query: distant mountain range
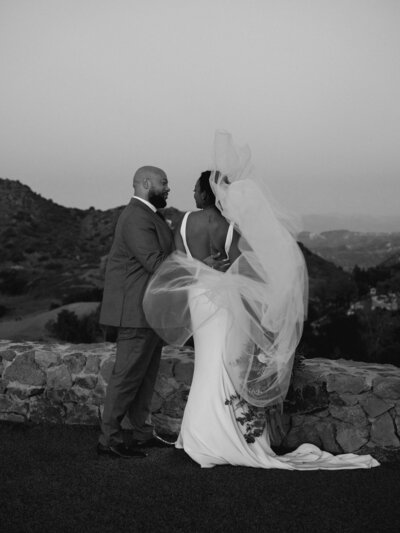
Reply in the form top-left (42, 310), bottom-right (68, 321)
top-left (302, 214), bottom-right (400, 233)
top-left (298, 230), bottom-right (400, 270)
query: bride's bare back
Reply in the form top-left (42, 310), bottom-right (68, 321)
top-left (174, 208), bottom-right (240, 262)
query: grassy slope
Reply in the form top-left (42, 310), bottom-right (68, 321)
top-left (0, 301), bottom-right (99, 341)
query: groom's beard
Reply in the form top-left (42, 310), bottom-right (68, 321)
top-left (148, 188), bottom-right (167, 209)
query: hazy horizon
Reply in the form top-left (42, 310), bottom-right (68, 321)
top-left (1, 0), bottom-right (399, 218)
top-left (3, 173), bottom-right (400, 233)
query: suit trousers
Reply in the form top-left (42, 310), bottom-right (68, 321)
top-left (99, 327), bottom-right (163, 446)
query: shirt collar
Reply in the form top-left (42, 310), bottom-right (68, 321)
top-left (132, 195), bottom-right (157, 213)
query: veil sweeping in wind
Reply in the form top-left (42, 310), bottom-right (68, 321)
top-left (143, 132), bottom-right (379, 470)
top-left (143, 131), bottom-right (308, 408)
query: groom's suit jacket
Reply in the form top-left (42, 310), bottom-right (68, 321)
top-left (100, 198), bottom-right (174, 328)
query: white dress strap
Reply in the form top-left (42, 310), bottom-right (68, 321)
top-left (225, 223), bottom-right (234, 257)
top-left (180, 212), bottom-right (193, 259)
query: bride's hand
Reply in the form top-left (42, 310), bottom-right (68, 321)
top-left (203, 252), bottom-right (230, 272)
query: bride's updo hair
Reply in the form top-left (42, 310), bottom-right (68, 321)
top-left (198, 170), bottom-right (219, 207)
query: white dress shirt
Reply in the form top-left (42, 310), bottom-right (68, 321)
top-left (132, 195), bottom-right (156, 213)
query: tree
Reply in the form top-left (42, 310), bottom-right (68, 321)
top-left (0, 268), bottom-right (29, 295)
top-left (46, 306), bottom-right (104, 343)
top-left (357, 309), bottom-right (400, 365)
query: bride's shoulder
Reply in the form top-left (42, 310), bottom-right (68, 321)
top-left (174, 210), bottom-right (191, 229)
top-left (185, 210), bottom-right (206, 224)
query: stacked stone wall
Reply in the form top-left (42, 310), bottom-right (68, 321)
top-left (1, 340), bottom-right (400, 454)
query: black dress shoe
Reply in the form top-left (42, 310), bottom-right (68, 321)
top-left (131, 434), bottom-right (176, 448)
top-left (97, 443), bottom-right (147, 458)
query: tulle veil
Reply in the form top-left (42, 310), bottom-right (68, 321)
top-left (143, 131), bottom-right (308, 407)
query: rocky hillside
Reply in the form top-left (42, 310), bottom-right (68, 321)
top-left (0, 178), bottom-right (184, 268)
top-left (0, 178), bottom-right (123, 317)
top-left (0, 178), bottom-right (350, 320)
top-left (0, 178), bottom-right (122, 265)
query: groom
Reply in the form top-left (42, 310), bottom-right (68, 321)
top-left (97, 166), bottom-right (174, 458)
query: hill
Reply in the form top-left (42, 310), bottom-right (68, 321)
top-left (302, 213), bottom-right (400, 233)
top-left (379, 251), bottom-right (400, 269)
top-left (0, 177), bottom-right (351, 328)
top-left (0, 177), bottom-right (122, 266)
top-left (299, 230), bottom-right (400, 270)
top-left (0, 178), bottom-right (184, 270)
top-left (0, 302), bottom-right (100, 341)
top-left (0, 177), bottom-right (122, 321)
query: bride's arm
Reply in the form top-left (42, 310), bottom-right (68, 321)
top-left (203, 253), bottom-right (230, 271)
top-left (228, 228), bottom-right (241, 263)
top-left (203, 226), bottom-right (241, 272)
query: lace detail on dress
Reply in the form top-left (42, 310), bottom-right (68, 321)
top-left (224, 394), bottom-right (266, 443)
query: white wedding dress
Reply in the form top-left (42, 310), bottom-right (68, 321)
top-left (172, 213), bottom-right (378, 470)
top-left (144, 131), bottom-right (379, 470)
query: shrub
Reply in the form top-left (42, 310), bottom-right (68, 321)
top-left (46, 306), bottom-right (104, 343)
top-left (45, 262), bottom-right (63, 270)
top-left (10, 251), bottom-right (25, 262)
top-left (0, 305), bottom-right (9, 318)
top-left (61, 287), bottom-right (103, 305)
top-left (0, 269), bottom-right (29, 295)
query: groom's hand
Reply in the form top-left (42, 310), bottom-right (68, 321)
top-left (204, 252), bottom-right (230, 272)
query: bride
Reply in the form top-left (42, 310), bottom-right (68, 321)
top-left (143, 131), bottom-right (379, 470)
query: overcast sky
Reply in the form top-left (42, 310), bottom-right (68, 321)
top-left (0, 0), bottom-right (399, 217)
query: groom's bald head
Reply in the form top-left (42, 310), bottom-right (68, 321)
top-left (133, 166), bottom-right (165, 188)
top-left (133, 166), bottom-right (169, 208)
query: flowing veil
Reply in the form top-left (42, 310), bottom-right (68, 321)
top-left (143, 131), bottom-right (308, 407)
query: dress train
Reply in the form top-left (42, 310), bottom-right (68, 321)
top-left (175, 288), bottom-right (379, 470)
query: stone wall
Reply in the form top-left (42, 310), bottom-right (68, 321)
top-left (1, 339), bottom-right (400, 454)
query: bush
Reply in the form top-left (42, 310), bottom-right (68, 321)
top-left (370, 344), bottom-right (400, 366)
top-left (0, 269), bottom-right (30, 295)
top-left (46, 306), bottom-right (104, 343)
top-left (300, 308), bottom-right (400, 367)
top-left (10, 251), bottom-right (25, 262)
top-left (61, 287), bottom-right (103, 305)
top-left (24, 246), bottom-right (36, 254)
top-left (0, 305), bottom-right (9, 318)
top-left (301, 312), bottom-right (366, 361)
top-left (45, 262), bottom-right (63, 270)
